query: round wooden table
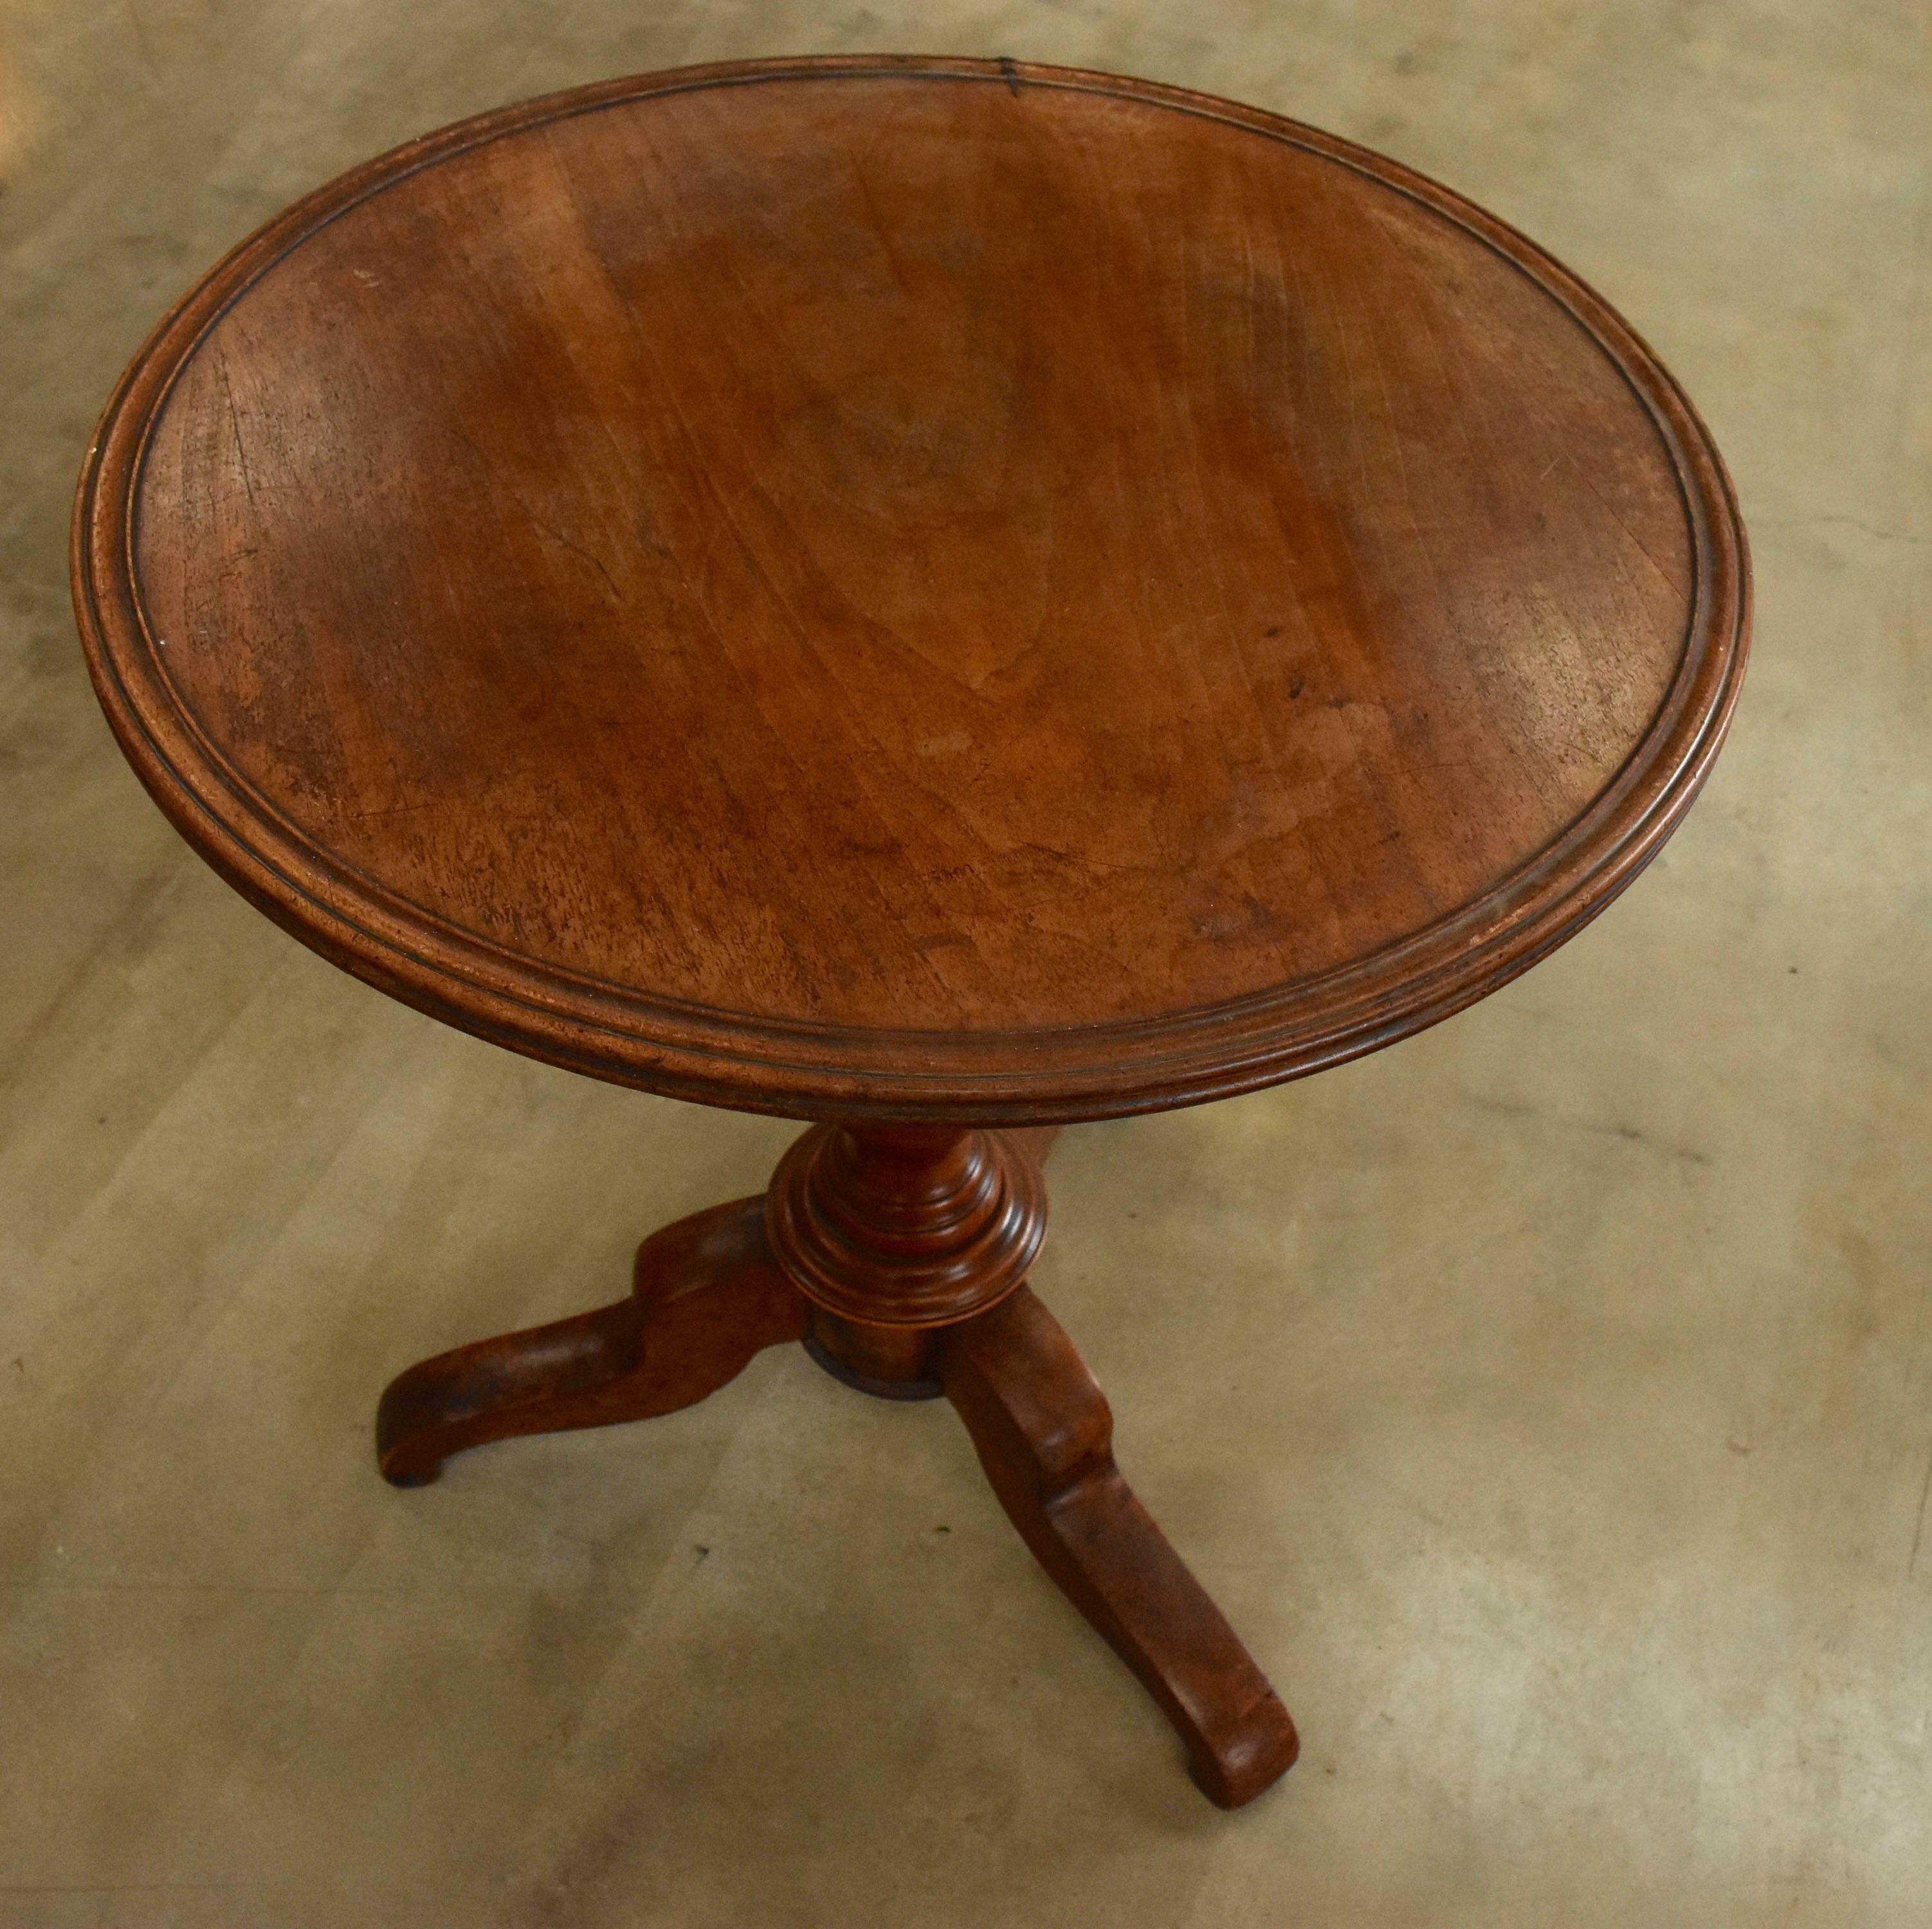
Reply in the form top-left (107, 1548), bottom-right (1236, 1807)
top-left (72, 55), bottom-right (1749, 1809)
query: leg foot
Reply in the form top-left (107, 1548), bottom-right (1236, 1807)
top-left (938, 1286), bottom-right (1298, 1808)
top-left (376, 1197), bottom-right (805, 1485)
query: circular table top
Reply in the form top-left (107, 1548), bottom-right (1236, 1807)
top-left (73, 55), bottom-right (1749, 1124)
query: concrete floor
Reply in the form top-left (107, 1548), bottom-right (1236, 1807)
top-left (3, 1), bottom-right (1928, 1923)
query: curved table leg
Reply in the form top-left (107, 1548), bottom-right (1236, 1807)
top-left (937, 1285), bottom-right (1299, 1808)
top-left (376, 1197), bottom-right (806, 1487)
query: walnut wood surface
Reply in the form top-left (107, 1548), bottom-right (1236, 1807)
top-left (72, 55), bottom-right (1749, 1125)
top-left (765, 1123), bottom-right (1047, 1326)
top-left (938, 1286), bottom-right (1299, 1807)
top-left (376, 1196), bottom-right (802, 1485)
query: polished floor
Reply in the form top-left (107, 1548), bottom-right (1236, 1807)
top-left (3, 3), bottom-right (1929, 1924)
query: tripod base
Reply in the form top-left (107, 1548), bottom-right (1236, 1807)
top-left (375, 1125), bottom-right (1297, 1809)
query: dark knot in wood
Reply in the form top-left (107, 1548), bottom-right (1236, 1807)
top-left (764, 1124), bottom-right (1046, 1328)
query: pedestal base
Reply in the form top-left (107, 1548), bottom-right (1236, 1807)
top-left (374, 1125), bottom-right (1298, 1809)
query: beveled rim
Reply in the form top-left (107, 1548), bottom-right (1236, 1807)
top-left (71, 54), bottom-right (1751, 1125)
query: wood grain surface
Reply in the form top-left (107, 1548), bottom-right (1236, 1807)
top-left (72, 55), bottom-right (1749, 1122)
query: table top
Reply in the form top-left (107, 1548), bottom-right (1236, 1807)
top-left (73, 55), bottom-right (1749, 1124)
